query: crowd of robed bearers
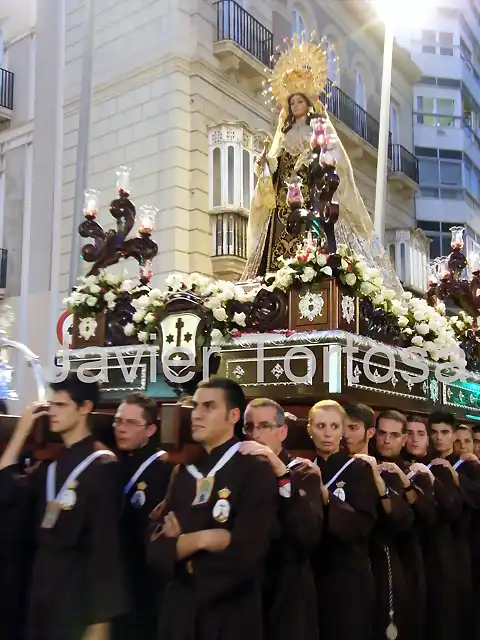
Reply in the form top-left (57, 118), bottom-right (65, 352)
top-left (0, 371), bottom-right (479, 640)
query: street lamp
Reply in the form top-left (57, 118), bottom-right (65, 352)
top-left (371, 0), bottom-right (437, 245)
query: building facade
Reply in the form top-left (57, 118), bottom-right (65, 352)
top-left (1, 0), bottom-right (423, 406)
top-left (397, 0), bottom-right (480, 261)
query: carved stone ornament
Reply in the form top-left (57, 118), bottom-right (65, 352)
top-left (341, 295), bottom-right (355, 324)
top-left (299, 291), bottom-right (324, 322)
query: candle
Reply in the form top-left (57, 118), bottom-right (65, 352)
top-left (470, 251), bottom-right (480, 273)
top-left (450, 226), bottom-right (465, 251)
top-left (138, 205), bottom-right (158, 234)
top-left (116, 166), bottom-right (131, 195)
top-left (83, 189), bottom-right (100, 218)
top-left (140, 259), bottom-right (153, 281)
top-left (427, 260), bottom-right (438, 286)
top-left (438, 257), bottom-right (450, 280)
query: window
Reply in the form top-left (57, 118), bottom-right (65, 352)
top-left (440, 161), bottom-right (462, 185)
top-left (439, 32), bottom-right (454, 56)
top-left (390, 103), bottom-right (400, 144)
top-left (355, 70), bottom-right (366, 109)
top-left (416, 96), bottom-right (455, 127)
top-left (325, 40), bottom-right (339, 85)
top-left (419, 158), bottom-right (439, 183)
top-left (421, 30), bottom-right (454, 55)
top-left (292, 9), bottom-right (305, 36)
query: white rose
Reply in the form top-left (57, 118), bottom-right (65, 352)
top-left (124, 323), bottom-right (135, 336)
top-left (344, 273), bottom-right (357, 286)
top-left (316, 253), bottom-right (327, 267)
top-left (383, 289), bottom-right (395, 301)
top-left (398, 316), bottom-right (409, 328)
top-left (233, 286), bottom-right (246, 302)
top-left (121, 279), bottom-right (133, 292)
top-left (321, 266), bottom-right (333, 277)
top-left (210, 328), bottom-right (223, 342)
top-left (372, 277), bottom-right (383, 288)
top-left (456, 321), bottom-right (466, 331)
top-left (104, 291), bottom-right (116, 304)
top-left (233, 312), bottom-right (247, 327)
top-left (144, 312), bottom-right (156, 324)
top-left (135, 295), bottom-right (150, 309)
top-left (337, 245), bottom-right (348, 257)
top-left (340, 259), bottom-right (349, 270)
top-left (300, 267), bottom-right (316, 282)
top-left (138, 331), bottom-right (148, 343)
top-left (411, 335), bottom-right (424, 346)
top-left (149, 288), bottom-right (163, 300)
top-left (413, 310), bottom-right (426, 323)
top-left (205, 295), bottom-right (222, 310)
top-left (105, 273), bottom-right (119, 285)
top-left (89, 284), bottom-right (101, 294)
top-left (360, 281), bottom-right (375, 296)
top-left (372, 294), bottom-right (384, 306)
top-left (416, 323), bottom-right (430, 336)
top-left (86, 296), bottom-right (97, 307)
top-left (402, 291), bottom-right (413, 301)
top-left (390, 300), bottom-right (406, 316)
top-left (435, 301), bottom-right (446, 314)
top-left (133, 310), bottom-right (145, 323)
top-left (213, 307), bottom-right (227, 322)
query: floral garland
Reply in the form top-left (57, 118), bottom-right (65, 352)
top-left (64, 245), bottom-right (473, 364)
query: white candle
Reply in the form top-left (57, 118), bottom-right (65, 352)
top-left (116, 166), bottom-right (131, 194)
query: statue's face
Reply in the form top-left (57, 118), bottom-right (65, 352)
top-left (289, 94), bottom-right (309, 119)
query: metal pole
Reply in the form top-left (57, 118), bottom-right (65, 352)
top-left (68, 0), bottom-right (95, 292)
top-left (373, 19), bottom-right (394, 245)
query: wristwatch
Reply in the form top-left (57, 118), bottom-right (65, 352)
top-left (379, 486), bottom-right (391, 500)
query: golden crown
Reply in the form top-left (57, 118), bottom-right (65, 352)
top-left (263, 32), bottom-right (330, 112)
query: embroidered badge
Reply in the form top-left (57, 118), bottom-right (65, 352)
top-left (278, 477), bottom-right (292, 498)
top-left (333, 480), bottom-right (346, 502)
top-left (212, 488), bottom-right (231, 523)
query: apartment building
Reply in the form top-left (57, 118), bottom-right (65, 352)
top-left (397, 0), bottom-right (480, 260)
top-left (0, 0), bottom-right (423, 405)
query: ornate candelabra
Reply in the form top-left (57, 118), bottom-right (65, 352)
top-left (426, 226), bottom-right (480, 316)
top-left (78, 167), bottom-right (158, 282)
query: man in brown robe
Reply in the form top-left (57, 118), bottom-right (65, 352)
top-left (0, 372), bottom-right (130, 640)
top-left (147, 378), bottom-right (278, 640)
top-left (308, 399), bottom-right (377, 640)
top-left (111, 393), bottom-right (173, 640)
top-left (429, 410), bottom-right (480, 639)
top-left (343, 404), bottom-right (414, 640)
top-left (403, 414), bottom-right (461, 640)
top-left (374, 410), bottom-right (435, 640)
top-left (241, 397), bottom-right (323, 640)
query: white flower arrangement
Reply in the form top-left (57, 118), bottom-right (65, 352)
top-left (78, 317), bottom-right (98, 341)
top-left (63, 270), bottom-right (133, 317)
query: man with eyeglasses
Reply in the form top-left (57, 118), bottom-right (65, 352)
top-left (112, 392), bottom-right (173, 640)
top-left (240, 398), bottom-right (323, 640)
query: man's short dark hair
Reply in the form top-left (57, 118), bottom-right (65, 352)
top-left (376, 409), bottom-right (408, 434)
top-left (197, 377), bottom-right (246, 428)
top-left (50, 371), bottom-right (99, 410)
top-left (427, 410), bottom-right (456, 431)
top-left (406, 414), bottom-right (426, 425)
top-left (343, 403), bottom-right (375, 430)
top-left (122, 393), bottom-right (158, 426)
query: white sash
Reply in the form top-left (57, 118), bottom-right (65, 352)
top-left (124, 450), bottom-right (167, 495)
top-left (47, 449), bottom-right (115, 503)
top-left (186, 442), bottom-right (241, 480)
top-left (287, 457), bottom-right (304, 469)
top-left (453, 459), bottom-right (464, 471)
top-left (324, 457), bottom-right (355, 489)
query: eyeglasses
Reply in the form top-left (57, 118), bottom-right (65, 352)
top-left (242, 421), bottom-right (280, 435)
top-left (113, 418), bottom-right (147, 429)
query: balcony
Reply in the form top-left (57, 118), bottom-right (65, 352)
top-left (213, 0), bottom-right (272, 89)
top-left (0, 69), bottom-right (14, 122)
top-left (0, 249), bottom-right (7, 297)
top-left (389, 144), bottom-right (420, 190)
top-left (323, 80), bottom-right (388, 156)
top-left (211, 212), bottom-right (248, 281)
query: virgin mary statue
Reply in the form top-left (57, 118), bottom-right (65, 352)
top-left (242, 33), bottom-right (403, 296)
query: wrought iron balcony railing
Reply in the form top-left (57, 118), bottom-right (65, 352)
top-left (323, 79), bottom-right (389, 151)
top-left (214, 0), bottom-right (273, 68)
top-left (213, 213), bottom-right (248, 260)
top-left (390, 143), bottom-right (419, 183)
top-left (0, 69), bottom-right (14, 111)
